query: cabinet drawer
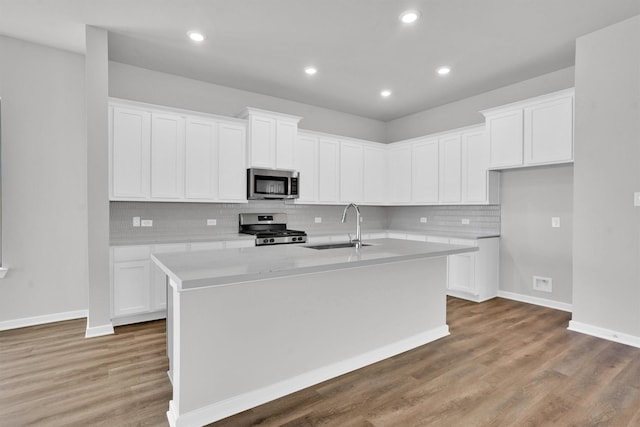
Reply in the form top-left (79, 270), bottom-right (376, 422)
top-left (426, 236), bottom-right (450, 244)
top-left (449, 238), bottom-right (477, 247)
top-left (153, 243), bottom-right (189, 254)
top-left (112, 245), bottom-right (151, 262)
top-left (190, 241), bottom-right (225, 251)
top-left (225, 240), bottom-right (255, 249)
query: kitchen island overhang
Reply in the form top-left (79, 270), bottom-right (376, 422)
top-left (152, 239), bottom-right (477, 427)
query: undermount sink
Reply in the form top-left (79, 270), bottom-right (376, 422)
top-left (304, 243), bottom-right (372, 250)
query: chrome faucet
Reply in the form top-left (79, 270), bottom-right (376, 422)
top-left (341, 203), bottom-right (362, 248)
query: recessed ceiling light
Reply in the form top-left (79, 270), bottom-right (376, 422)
top-left (304, 67), bottom-right (317, 75)
top-left (400, 10), bottom-right (420, 23)
top-left (381, 90), bottom-right (392, 98)
top-left (437, 66), bottom-right (451, 75)
top-left (187, 31), bottom-right (205, 42)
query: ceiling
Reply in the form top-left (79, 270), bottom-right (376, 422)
top-left (1, 0), bottom-right (639, 121)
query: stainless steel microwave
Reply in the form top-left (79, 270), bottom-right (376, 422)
top-left (247, 168), bottom-right (300, 200)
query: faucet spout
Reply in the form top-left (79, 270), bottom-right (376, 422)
top-left (341, 203), bottom-right (362, 248)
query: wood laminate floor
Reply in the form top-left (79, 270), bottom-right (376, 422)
top-left (2, 297), bottom-right (640, 426)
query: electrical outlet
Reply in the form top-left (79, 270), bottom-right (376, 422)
top-left (141, 219), bottom-right (153, 227)
top-left (359, 216), bottom-right (363, 222)
top-left (207, 219), bottom-right (217, 226)
top-left (132, 217), bottom-right (141, 227)
top-left (533, 276), bottom-right (552, 293)
top-left (635, 192), bottom-right (640, 207)
top-left (314, 217), bottom-right (322, 223)
top-left (420, 217), bottom-right (428, 223)
top-left (461, 219), bottom-right (470, 225)
top-left (552, 217), bottom-right (561, 228)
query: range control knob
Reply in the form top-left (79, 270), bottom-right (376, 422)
top-left (263, 239), bottom-right (269, 244)
top-left (269, 238), bottom-right (275, 243)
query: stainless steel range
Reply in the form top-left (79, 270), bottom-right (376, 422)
top-left (239, 213), bottom-right (307, 246)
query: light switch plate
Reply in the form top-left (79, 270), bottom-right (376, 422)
top-left (133, 217), bottom-right (141, 227)
top-left (207, 219), bottom-right (217, 226)
top-left (420, 217), bottom-right (428, 223)
top-left (461, 219), bottom-right (470, 225)
top-left (314, 217), bottom-right (322, 223)
top-left (635, 192), bottom-right (640, 207)
top-left (141, 219), bottom-right (153, 227)
top-left (552, 217), bottom-right (560, 228)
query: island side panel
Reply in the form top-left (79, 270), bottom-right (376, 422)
top-left (173, 256), bottom-right (448, 421)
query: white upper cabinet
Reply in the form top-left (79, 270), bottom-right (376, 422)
top-left (317, 137), bottom-right (340, 203)
top-left (485, 109), bottom-right (524, 168)
top-left (482, 88), bottom-right (574, 169)
top-left (110, 107), bottom-right (151, 199)
top-left (461, 127), bottom-right (500, 204)
top-left (294, 133), bottom-right (318, 203)
top-left (275, 120), bottom-right (298, 169)
top-left (524, 93), bottom-right (574, 165)
top-left (388, 144), bottom-right (412, 204)
top-left (439, 134), bottom-right (462, 204)
top-left (363, 144), bottom-right (387, 205)
top-left (184, 118), bottom-right (218, 200)
top-left (411, 138), bottom-right (439, 203)
top-left (239, 108), bottom-right (302, 170)
top-left (151, 113), bottom-right (185, 199)
top-left (340, 141), bottom-right (364, 203)
top-left (217, 122), bottom-right (247, 201)
top-left (109, 100), bottom-right (247, 203)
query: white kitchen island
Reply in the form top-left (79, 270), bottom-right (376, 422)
top-left (152, 238), bottom-right (477, 427)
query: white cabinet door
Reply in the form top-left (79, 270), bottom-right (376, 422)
top-left (276, 120), bottom-right (297, 169)
top-left (388, 144), bottom-right (412, 204)
top-left (363, 145), bottom-right (387, 204)
top-left (111, 107), bottom-right (151, 199)
top-left (184, 118), bottom-right (217, 200)
top-left (294, 134), bottom-right (318, 203)
top-left (439, 134), bottom-right (462, 204)
top-left (218, 122), bottom-right (247, 201)
top-left (151, 113), bottom-right (185, 199)
top-left (248, 115), bottom-right (276, 168)
top-left (340, 141), bottom-right (364, 203)
top-left (462, 128), bottom-right (489, 203)
top-left (113, 260), bottom-right (151, 317)
top-left (447, 252), bottom-right (477, 295)
top-left (411, 138), bottom-right (439, 204)
top-left (524, 95), bottom-right (573, 165)
top-left (487, 110), bottom-right (524, 168)
top-left (317, 137), bottom-right (340, 203)
top-left (151, 243), bottom-right (188, 311)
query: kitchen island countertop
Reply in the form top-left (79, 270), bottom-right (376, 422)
top-left (152, 238), bottom-right (477, 291)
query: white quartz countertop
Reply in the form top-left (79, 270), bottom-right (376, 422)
top-left (151, 238), bottom-right (477, 291)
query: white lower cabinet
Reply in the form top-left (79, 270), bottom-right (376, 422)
top-left (446, 237), bottom-right (499, 302)
top-left (112, 246), bottom-right (152, 319)
top-left (111, 239), bottom-right (254, 325)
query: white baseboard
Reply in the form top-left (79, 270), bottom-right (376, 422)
top-left (85, 323), bottom-right (115, 338)
top-left (0, 267), bottom-right (8, 279)
top-left (497, 290), bottom-right (572, 312)
top-left (0, 309), bottom-right (88, 331)
top-left (167, 325), bottom-right (450, 427)
top-left (568, 320), bottom-right (640, 348)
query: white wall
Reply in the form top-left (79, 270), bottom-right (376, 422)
top-left (500, 165), bottom-right (573, 305)
top-left (572, 15), bottom-right (640, 338)
top-left (85, 26), bottom-right (112, 335)
top-left (0, 36), bottom-right (88, 325)
top-left (385, 67), bottom-right (575, 142)
top-left (108, 61), bottom-right (387, 143)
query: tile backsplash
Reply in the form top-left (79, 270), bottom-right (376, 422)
top-left (386, 205), bottom-right (500, 235)
top-left (110, 201), bottom-right (500, 244)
